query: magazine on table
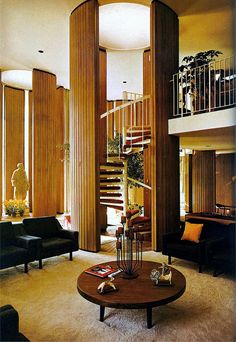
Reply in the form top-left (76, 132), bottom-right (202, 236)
top-left (85, 264), bottom-right (118, 278)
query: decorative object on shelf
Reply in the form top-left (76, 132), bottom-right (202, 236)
top-left (116, 214), bottom-right (143, 279)
top-left (150, 262), bottom-right (172, 286)
top-left (97, 276), bottom-right (118, 294)
top-left (3, 199), bottom-right (29, 217)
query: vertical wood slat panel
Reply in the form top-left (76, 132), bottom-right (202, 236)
top-left (0, 82), bottom-right (2, 216)
top-left (216, 153), bottom-right (235, 207)
top-left (28, 91), bottom-right (32, 211)
top-left (56, 87), bottom-right (65, 214)
top-left (143, 49), bottom-right (151, 217)
top-left (64, 89), bottom-right (70, 213)
top-left (32, 69), bottom-right (57, 216)
top-left (192, 151), bottom-right (216, 212)
top-left (98, 48), bottom-right (107, 231)
top-left (5, 86), bottom-right (25, 200)
top-left (183, 154), bottom-right (192, 213)
top-left (151, 1), bottom-right (179, 250)
top-left (70, 0), bottom-right (99, 251)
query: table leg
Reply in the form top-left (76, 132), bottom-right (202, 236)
top-left (100, 306), bottom-right (105, 322)
top-left (147, 307), bottom-right (152, 329)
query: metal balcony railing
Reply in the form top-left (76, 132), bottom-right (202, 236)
top-left (172, 55), bottom-right (236, 117)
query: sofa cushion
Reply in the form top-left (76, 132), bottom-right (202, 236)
top-left (181, 222), bottom-right (203, 243)
top-left (40, 238), bottom-right (75, 258)
top-left (0, 246), bottom-right (27, 269)
top-left (166, 240), bottom-right (200, 259)
top-left (0, 222), bottom-right (15, 248)
top-left (23, 216), bottom-right (59, 239)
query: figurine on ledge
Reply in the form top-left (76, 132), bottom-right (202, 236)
top-left (97, 276), bottom-right (118, 294)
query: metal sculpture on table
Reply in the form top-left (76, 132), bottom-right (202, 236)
top-left (116, 213), bottom-right (143, 279)
top-left (150, 262), bottom-right (172, 286)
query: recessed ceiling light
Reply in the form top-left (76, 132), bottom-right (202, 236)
top-left (38, 50), bottom-right (44, 53)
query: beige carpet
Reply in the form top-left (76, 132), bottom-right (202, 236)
top-left (0, 249), bottom-right (235, 342)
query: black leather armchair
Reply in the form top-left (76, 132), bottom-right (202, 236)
top-left (162, 219), bottom-right (226, 273)
top-left (0, 222), bottom-right (40, 273)
top-left (0, 305), bottom-right (29, 341)
top-left (206, 223), bottom-right (235, 276)
top-left (22, 216), bottom-right (79, 269)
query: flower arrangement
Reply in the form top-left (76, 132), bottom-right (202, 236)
top-left (3, 199), bottom-right (28, 217)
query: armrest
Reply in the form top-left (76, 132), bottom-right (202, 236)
top-left (0, 305), bottom-right (19, 339)
top-left (14, 235), bottom-right (42, 249)
top-left (58, 229), bottom-right (79, 241)
top-left (14, 235), bottom-right (42, 261)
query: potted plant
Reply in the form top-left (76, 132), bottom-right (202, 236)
top-left (3, 199), bottom-right (28, 217)
top-left (178, 50), bottom-right (222, 112)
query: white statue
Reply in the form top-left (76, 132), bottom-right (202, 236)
top-left (11, 163), bottom-right (30, 200)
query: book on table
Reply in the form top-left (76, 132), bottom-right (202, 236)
top-left (85, 264), bottom-right (118, 278)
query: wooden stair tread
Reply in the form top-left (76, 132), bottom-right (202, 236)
top-left (99, 192), bottom-right (122, 197)
top-left (127, 125), bottom-right (151, 130)
top-left (126, 131), bottom-right (151, 137)
top-left (131, 216), bottom-right (151, 224)
top-left (100, 199), bottom-right (123, 204)
top-left (100, 170), bottom-right (123, 175)
top-left (125, 136), bottom-right (151, 144)
top-left (100, 179), bottom-right (121, 183)
top-left (100, 186), bottom-right (121, 190)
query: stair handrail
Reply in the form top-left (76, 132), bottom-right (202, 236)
top-left (101, 95), bottom-right (150, 119)
top-left (127, 177), bottom-right (152, 190)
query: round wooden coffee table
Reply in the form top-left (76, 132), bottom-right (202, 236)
top-left (77, 261), bottom-right (186, 328)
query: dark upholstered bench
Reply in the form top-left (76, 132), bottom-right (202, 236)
top-left (22, 216), bottom-right (79, 269)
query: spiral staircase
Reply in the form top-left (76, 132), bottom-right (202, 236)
top-left (99, 92), bottom-right (152, 240)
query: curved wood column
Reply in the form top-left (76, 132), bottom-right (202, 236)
top-left (32, 69), bottom-right (57, 216)
top-left (70, 0), bottom-right (99, 251)
top-left (151, 1), bottom-right (179, 250)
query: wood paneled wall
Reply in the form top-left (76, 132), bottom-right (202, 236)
top-left (216, 153), bottom-right (236, 207)
top-left (64, 89), bottom-right (70, 213)
top-left (151, 1), bottom-right (179, 250)
top-left (98, 48), bottom-right (107, 231)
top-left (32, 69), bottom-right (57, 216)
top-left (0, 82), bottom-right (2, 216)
top-left (70, 0), bottom-right (99, 251)
top-left (182, 154), bottom-right (192, 213)
top-left (192, 151), bottom-right (216, 212)
top-left (28, 91), bottom-right (32, 211)
top-left (4, 86), bottom-right (25, 200)
top-left (56, 87), bottom-right (65, 214)
top-left (143, 48), bottom-right (151, 217)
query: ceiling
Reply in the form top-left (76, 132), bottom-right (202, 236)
top-left (0, 0), bottom-right (235, 152)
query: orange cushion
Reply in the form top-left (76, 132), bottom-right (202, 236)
top-left (181, 222), bottom-right (203, 243)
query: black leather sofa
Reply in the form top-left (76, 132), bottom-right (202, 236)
top-left (22, 216), bottom-right (79, 269)
top-left (0, 221), bottom-right (40, 273)
top-left (162, 217), bottom-right (228, 273)
top-left (0, 304), bottom-right (29, 341)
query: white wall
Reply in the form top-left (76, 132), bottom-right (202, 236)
top-left (107, 49), bottom-right (143, 100)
